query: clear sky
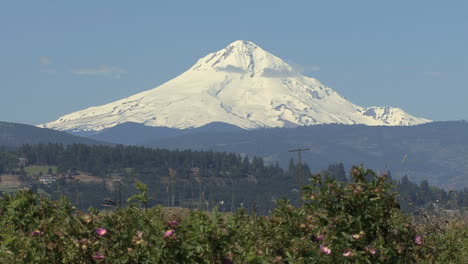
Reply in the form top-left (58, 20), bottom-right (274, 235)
top-left (1, 0), bottom-right (467, 125)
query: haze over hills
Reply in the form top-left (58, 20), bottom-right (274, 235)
top-left (41, 40), bottom-right (430, 132)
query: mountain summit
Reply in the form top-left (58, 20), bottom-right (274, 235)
top-left (41, 40), bottom-right (430, 132)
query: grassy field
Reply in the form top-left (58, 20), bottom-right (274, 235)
top-left (23, 165), bottom-right (58, 175)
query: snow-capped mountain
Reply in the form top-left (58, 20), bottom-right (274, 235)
top-left (41, 40), bottom-right (430, 132)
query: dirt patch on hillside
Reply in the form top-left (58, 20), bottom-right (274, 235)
top-left (74, 174), bottom-right (103, 183)
top-left (0, 175), bottom-right (22, 187)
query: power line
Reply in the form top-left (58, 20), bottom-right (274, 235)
top-left (289, 147), bottom-right (309, 206)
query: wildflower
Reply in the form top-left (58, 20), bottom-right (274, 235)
top-left (92, 252), bottom-right (105, 260)
top-left (312, 234), bottom-right (324, 242)
top-left (365, 246), bottom-right (376, 255)
top-left (352, 231), bottom-right (365, 239)
top-left (163, 229), bottom-right (175, 238)
top-left (78, 239), bottom-right (90, 250)
top-left (31, 230), bottom-right (43, 236)
top-left (82, 214), bottom-right (92, 224)
top-left (272, 256), bottom-right (283, 263)
top-left (133, 231), bottom-right (145, 245)
top-left (342, 250), bottom-right (353, 257)
top-left (397, 245), bottom-right (405, 254)
top-left (415, 235), bottom-right (423, 245)
top-left (47, 243), bottom-right (57, 249)
top-left (133, 237), bottom-right (144, 245)
top-left (96, 228), bottom-right (108, 236)
top-left (168, 220), bottom-right (179, 227)
top-left (320, 245), bottom-right (331, 255)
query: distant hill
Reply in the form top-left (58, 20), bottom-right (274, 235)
top-left (86, 122), bottom-right (244, 145)
top-left (77, 121), bottom-right (468, 189)
top-left (0, 121), bottom-right (108, 147)
top-left (70, 121), bottom-right (468, 189)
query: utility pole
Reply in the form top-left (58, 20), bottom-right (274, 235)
top-left (118, 180), bottom-right (122, 208)
top-left (289, 147), bottom-right (309, 206)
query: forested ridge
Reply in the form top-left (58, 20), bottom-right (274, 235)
top-left (0, 144), bottom-right (466, 214)
top-left (0, 121), bottom-right (104, 147)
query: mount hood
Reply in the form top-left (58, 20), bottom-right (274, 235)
top-left (41, 40), bottom-right (430, 132)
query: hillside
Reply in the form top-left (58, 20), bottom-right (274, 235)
top-left (0, 121), bottom-right (108, 147)
top-left (86, 122), bottom-right (244, 145)
top-left (69, 121), bottom-right (468, 189)
top-left (135, 121), bottom-right (467, 189)
top-left (1, 143), bottom-right (465, 215)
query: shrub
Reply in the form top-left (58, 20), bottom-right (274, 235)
top-left (0, 166), bottom-right (465, 263)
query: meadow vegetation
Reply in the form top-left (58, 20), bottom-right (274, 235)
top-left (0, 166), bottom-right (466, 263)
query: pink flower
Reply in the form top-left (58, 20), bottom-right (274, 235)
top-left (320, 245), bottom-right (331, 255)
top-left (365, 246), bottom-right (376, 255)
top-left (92, 252), bottom-right (105, 259)
top-left (31, 230), bottom-right (43, 236)
top-left (96, 228), bottom-right (108, 237)
top-left (415, 235), bottom-right (423, 245)
top-left (313, 234), bottom-right (324, 242)
top-left (168, 220), bottom-right (179, 227)
top-left (163, 229), bottom-right (175, 238)
top-left (342, 250), bottom-right (353, 257)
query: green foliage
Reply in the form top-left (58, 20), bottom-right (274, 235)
top-left (414, 210), bottom-right (468, 263)
top-left (1, 166), bottom-right (465, 263)
top-left (302, 166), bottom-right (420, 263)
top-left (0, 144), bottom-right (466, 216)
top-left (127, 181), bottom-right (150, 209)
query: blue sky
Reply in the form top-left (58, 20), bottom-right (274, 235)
top-left (1, 0), bottom-right (467, 125)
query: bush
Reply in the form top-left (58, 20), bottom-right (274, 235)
top-left (0, 166), bottom-right (465, 263)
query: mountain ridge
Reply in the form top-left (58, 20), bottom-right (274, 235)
top-left (0, 121), bottom-right (109, 147)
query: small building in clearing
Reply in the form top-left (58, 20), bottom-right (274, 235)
top-left (38, 174), bottom-right (57, 184)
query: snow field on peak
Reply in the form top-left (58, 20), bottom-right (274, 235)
top-left (41, 40), bottom-right (431, 132)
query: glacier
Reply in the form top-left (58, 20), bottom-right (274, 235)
top-left (41, 40), bottom-right (430, 132)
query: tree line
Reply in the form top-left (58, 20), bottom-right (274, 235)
top-left (0, 144), bottom-right (466, 213)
